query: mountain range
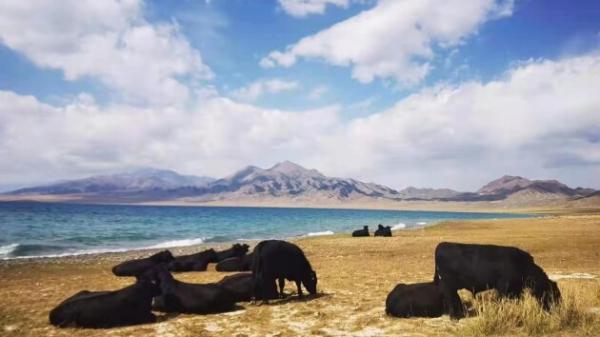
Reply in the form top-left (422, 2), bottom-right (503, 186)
top-left (3, 161), bottom-right (598, 208)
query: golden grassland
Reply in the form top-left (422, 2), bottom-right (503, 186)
top-left (1, 214), bottom-right (599, 336)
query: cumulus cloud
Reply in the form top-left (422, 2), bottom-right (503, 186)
top-left (0, 90), bottom-right (338, 186)
top-left (262, 0), bottom-right (514, 86)
top-left (1, 54), bottom-right (599, 190)
top-left (278, 0), bottom-right (350, 17)
top-left (231, 79), bottom-right (299, 102)
top-left (0, 0), bottom-right (212, 105)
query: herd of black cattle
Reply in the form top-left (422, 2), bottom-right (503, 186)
top-left (49, 233), bottom-right (561, 329)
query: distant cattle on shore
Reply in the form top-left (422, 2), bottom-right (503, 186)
top-left (167, 248), bottom-right (218, 272)
top-left (352, 226), bottom-right (369, 237)
top-left (112, 250), bottom-right (174, 278)
top-left (374, 224), bottom-right (392, 237)
top-left (434, 242), bottom-right (561, 319)
top-left (216, 252), bottom-right (254, 272)
top-left (386, 282), bottom-right (445, 318)
top-left (49, 279), bottom-right (160, 328)
top-left (252, 240), bottom-right (317, 301)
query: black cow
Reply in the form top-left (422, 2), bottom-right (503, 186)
top-left (216, 252), bottom-right (254, 272)
top-left (252, 240), bottom-right (317, 302)
top-left (385, 282), bottom-right (445, 318)
top-left (352, 226), bottom-right (369, 237)
top-left (215, 243), bottom-right (250, 262)
top-left (145, 266), bottom-right (237, 314)
top-left (167, 248), bottom-right (218, 272)
top-left (217, 272), bottom-right (279, 302)
top-left (434, 242), bottom-right (561, 319)
top-left (374, 224), bottom-right (392, 237)
top-left (112, 250), bottom-right (174, 278)
top-left (49, 279), bottom-right (160, 328)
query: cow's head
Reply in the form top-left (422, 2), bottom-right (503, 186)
top-left (542, 280), bottom-right (561, 309)
top-left (303, 270), bottom-right (318, 295)
top-left (234, 243), bottom-right (250, 256)
top-left (151, 250), bottom-right (174, 263)
top-left (139, 265), bottom-right (175, 295)
top-left (205, 248), bottom-right (219, 262)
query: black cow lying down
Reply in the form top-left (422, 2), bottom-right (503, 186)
top-left (217, 272), bottom-right (278, 302)
top-left (374, 224), bottom-right (392, 237)
top-left (386, 282), bottom-right (445, 318)
top-left (145, 266), bottom-right (237, 314)
top-left (253, 240), bottom-right (317, 301)
top-left (167, 248), bottom-right (217, 272)
top-left (49, 279), bottom-right (159, 328)
top-left (216, 252), bottom-right (254, 272)
top-left (215, 243), bottom-right (250, 262)
top-left (112, 250), bottom-right (174, 278)
top-left (352, 226), bottom-right (369, 237)
top-left (434, 242), bottom-right (561, 319)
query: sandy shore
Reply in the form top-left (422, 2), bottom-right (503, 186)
top-left (1, 214), bottom-right (599, 336)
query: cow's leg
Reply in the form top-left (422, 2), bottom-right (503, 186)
top-left (295, 279), bottom-right (303, 298)
top-left (441, 281), bottom-right (464, 320)
top-left (278, 277), bottom-right (285, 298)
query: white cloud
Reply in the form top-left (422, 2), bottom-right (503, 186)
top-left (0, 0), bottom-right (212, 106)
top-left (231, 79), bottom-right (299, 102)
top-left (308, 85), bottom-right (329, 100)
top-left (278, 0), bottom-right (350, 17)
top-left (1, 54), bottom-right (599, 190)
top-left (262, 0), bottom-right (514, 86)
top-left (315, 54), bottom-right (600, 189)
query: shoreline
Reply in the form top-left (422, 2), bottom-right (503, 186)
top-left (0, 211), bottom-right (535, 262)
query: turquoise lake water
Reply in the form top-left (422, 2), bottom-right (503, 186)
top-left (0, 201), bottom-right (532, 259)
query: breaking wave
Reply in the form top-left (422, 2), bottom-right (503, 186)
top-left (391, 223), bottom-right (406, 230)
top-left (305, 230), bottom-right (335, 237)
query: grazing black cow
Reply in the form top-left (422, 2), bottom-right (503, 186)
top-left (112, 250), bottom-right (174, 278)
top-left (167, 248), bottom-right (218, 272)
top-left (216, 252), bottom-right (254, 272)
top-left (385, 282), bottom-right (445, 318)
top-left (217, 272), bottom-right (279, 302)
top-left (352, 226), bottom-right (369, 237)
top-left (434, 242), bottom-right (561, 319)
top-left (252, 240), bottom-right (317, 302)
top-left (215, 243), bottom-right (250, 262)
top-left (144, 266), bottom-right (237, 314)
top-left (49, 279), bottom-right (160, 328)
top-left (374, 224), bottom-right (392, 237)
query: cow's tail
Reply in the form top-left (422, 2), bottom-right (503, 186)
top-left (433, 266), bottom-right (439, 284)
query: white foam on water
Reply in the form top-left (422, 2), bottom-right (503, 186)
top-left (0, 237), bottom-right (210, 260)
top-left (417, 221), bottom-right (427, 225)
top-left (0, 243), bottom-right (19, 257)
top-left (305, 230), bottom-right (335, 237)
top-left (391, 223), bottom-right (406, 230)
top-left (144, 237), bottom-right (207, 249)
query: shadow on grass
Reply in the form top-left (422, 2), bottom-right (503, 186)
top-left (257, 292), bottom-right (330, 306)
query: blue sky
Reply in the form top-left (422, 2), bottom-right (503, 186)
top-left (0, 0), bottom-right (599, 190)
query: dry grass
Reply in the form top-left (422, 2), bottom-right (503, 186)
top-left (459, 282), bottom-right (600, 337)
top-left (0, 214), bottom-right (599, 336)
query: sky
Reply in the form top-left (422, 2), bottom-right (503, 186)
top-left (0, 0), bottom-right (599, 191)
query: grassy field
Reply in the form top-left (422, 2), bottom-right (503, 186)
top-left (1, 214), bottom-right (599, 336)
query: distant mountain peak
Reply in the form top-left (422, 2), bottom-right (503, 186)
top-left (268, 161), bottom-right (325, 178)
top-left (477, 175), bottom-right (532, 195)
